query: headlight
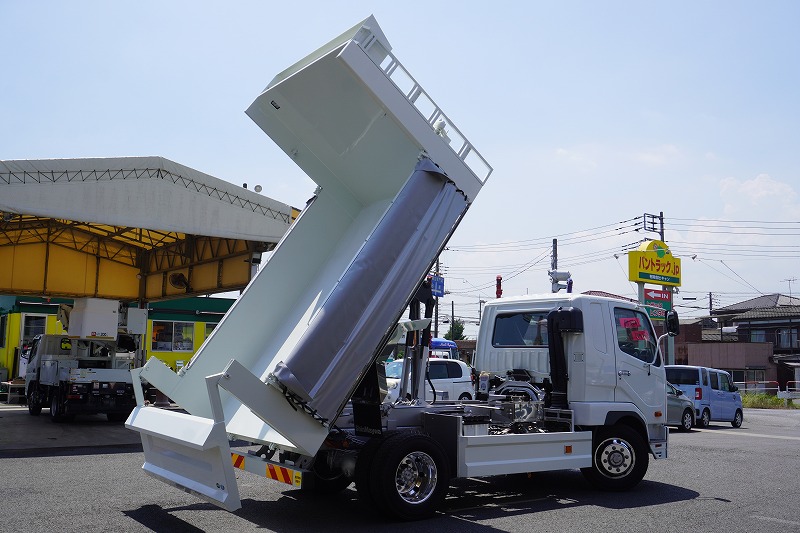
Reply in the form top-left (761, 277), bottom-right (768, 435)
top-left (388, 382), bottom-right (398, 389)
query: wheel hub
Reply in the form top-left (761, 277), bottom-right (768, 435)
top-left (394, 451), bottom-right (437, 504)
top-left (598, 438), bottom-right (634, 477)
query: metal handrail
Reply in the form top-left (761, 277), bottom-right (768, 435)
top-left (362, 40), bottom-right (493, 183)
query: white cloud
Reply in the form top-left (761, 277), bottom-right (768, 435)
top-left (720, 173), bottom-right (799, 217)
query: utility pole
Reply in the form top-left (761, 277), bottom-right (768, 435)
top-left (643, 212), bottom-right (664, 241)
top-left (451, 300), bottom-right (455, 339)
top-left (434, 258), bottom-right (439, 338)
top-left (549, 238), bottom-right (571, 292)
top-left (642, 211), bottom-right (672, 363)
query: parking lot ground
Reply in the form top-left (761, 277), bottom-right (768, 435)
top-left (0, 403), bottom-right (141, 455)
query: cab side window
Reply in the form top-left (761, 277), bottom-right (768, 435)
top-left (719, 373), bottom-right (733, 392)
top-left (613, 308), bottom-right (658, 363)
top-left (492, 312), bottom-right (549, 347)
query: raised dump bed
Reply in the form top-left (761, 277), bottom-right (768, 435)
top-left (126, 15), bottom-right (490, 511)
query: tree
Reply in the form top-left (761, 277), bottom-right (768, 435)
top-left (444, 318), bottom-right (465, 341)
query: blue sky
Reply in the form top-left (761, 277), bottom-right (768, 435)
top-left (2, 2), bottom-right (798, 333)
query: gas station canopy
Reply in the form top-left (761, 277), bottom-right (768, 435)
top-left (0, 156), bottom-right (296, 302)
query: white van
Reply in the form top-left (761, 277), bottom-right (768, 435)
top-left (665, 365), bottom-right (743, 428)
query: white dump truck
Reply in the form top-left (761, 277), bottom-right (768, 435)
top-left (126, 16), bottom-right (678, 520)
top-left (25, 298), bottom-right (139, 422)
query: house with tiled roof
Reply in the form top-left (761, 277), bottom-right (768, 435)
top-left (666, 293), bottom-right (800, 389)
top-left (722, 298), bottom-right (800, 388)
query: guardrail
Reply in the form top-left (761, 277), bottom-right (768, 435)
top-left (734, 381), bottom-right (780, 395)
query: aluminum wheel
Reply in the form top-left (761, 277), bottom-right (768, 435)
top-left (595, 437), bottom-right (635, 479)
top-left (680, 409), bottom-right (693, 432)
top-left (731, 409), bottom-right (743, 428)
top-left (394, 451), bottom-right (438, 504)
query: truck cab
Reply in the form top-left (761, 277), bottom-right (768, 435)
top-left (25, 331), bottom-right (137, 422)
top-left (475, 294), bottom-right (670, 450)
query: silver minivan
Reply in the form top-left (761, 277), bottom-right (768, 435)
top-left (665, 365), bottom-right (743, 428)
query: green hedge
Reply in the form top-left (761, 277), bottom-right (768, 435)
top-left (741, 392), bottom-right (798, 409)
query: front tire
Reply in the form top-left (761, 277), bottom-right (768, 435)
top-left (369, 432), bottom-right (450, 520)
top-left (458, 392), bottom-right (472, 401)
top-left (731, 409), bottom-right (743, 428)
top-left (581, 425), bottom-right (649, 491)
top-left (678, 409), bottom-right (693, 432)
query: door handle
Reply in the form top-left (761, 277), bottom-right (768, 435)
top-left (618, 370), bottom-right (631, 377)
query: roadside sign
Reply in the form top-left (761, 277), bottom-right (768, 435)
top-left (628, 251), bottom-right (681, 286)
top-left (430, 275), bottom-right (445, 297)
top-left (644, 288), bottom-right (672, 320)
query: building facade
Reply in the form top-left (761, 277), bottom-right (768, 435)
top-left (0, 296), bottom-right (235, 380)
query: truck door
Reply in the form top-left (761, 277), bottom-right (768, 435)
top-left (612, 307), bottom-right (666, 417)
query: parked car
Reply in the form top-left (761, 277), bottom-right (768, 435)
top-left (384, 358), bottom-right (474, 403)
top-left (666, 381), bottom-right (695, 431)
top-left (666, 365), bottom-right (744, 428)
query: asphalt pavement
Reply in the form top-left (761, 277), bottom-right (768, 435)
top-left (0, 402), bottom-right (142, 454)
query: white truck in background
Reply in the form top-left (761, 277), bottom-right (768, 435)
top-left (125, 16), bottom-right (678, 521)
top-left (25, 298), bottom-right (144, 422)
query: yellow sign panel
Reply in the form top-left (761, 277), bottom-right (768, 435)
top-left (628, 240), bottom-right (681, 287)
top-left (637, 239), bottom-right (669, 253)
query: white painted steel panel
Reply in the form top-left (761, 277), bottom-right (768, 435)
top-left (458, 431), bottom-right (593, 477)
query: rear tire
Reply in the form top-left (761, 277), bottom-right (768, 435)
top-left (354, 435), bottom-right (387, 509)
top-left (678, 409), bottom-right (693, 432)
top-left (731, 409), bottom-right (743, 428)
top-left (698, 409), bottom-right (711, 428)
top-left (581, 425), bottom-right (649, 491)
top-left (369, 432), bottom-right (450, 521)
top-left (50, 388), bottom-right (67, 423)
top-left (458, 392), bottom-right (472, 401)
top-left (27, 382), bottom-right (42, 416)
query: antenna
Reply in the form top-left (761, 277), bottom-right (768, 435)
top-left (782, 277), bottom-right (798, 299)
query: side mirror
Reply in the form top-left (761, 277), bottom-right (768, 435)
top-left (666, 310), bottom-right (680, 336)
top-left (731, 385), bottom-right (738, 392)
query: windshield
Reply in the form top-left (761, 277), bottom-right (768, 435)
top-left (385, 360), bottom-right (403, 379)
